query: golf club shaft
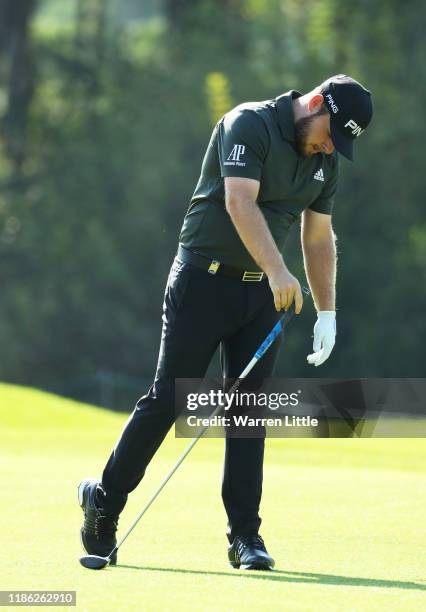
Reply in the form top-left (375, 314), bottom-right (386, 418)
top-left (109, 291), bottom-right (309, 560)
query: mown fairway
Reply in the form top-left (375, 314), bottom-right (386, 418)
top-left (1, 383), bottom-right (425, 611)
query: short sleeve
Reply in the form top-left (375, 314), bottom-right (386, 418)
top-left (218, 109), bottom-right (269, 180)
top-left (309, 153), bottom-right (339, 215)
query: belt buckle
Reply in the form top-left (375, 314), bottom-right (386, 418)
top-left (242, 271), bottom-right (264, 282)
top-left (208, 260), bottom-right (220, 274)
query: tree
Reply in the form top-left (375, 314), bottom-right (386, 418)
top-left (0, 0), bottom-right (36, 170)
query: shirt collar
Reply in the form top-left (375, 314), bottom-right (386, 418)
top-left (275, 90), bottom-right (302, 142)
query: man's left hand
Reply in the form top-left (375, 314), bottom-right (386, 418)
top-left (307, 311), bottom-right (336, 367)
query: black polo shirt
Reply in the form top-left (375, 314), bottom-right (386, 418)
top-left (179, 90), bottom-right (339, 271)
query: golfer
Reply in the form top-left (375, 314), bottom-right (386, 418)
top-left (79, 74), bottom-right (373, 570)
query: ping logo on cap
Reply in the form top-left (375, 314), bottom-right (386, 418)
top-left (344, 119), bottom-right (364, 137)
top-left (326, 94), bottom-right (339, 114)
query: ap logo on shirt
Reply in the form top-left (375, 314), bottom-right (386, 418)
top-left (227, 144), bottom-right (245, 162)
top-left (225, 144), bottom-right (246, 166)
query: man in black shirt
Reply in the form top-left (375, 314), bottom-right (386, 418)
top-left (79, 75), bottom-right (373, 570)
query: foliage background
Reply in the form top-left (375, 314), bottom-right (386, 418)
top-left (0, 0), bottom-right (424, 408)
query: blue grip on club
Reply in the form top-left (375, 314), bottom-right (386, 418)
top-left (254, 311), bottom-right (289, 359)
top-left (253, 287), bottom-right (310, 360)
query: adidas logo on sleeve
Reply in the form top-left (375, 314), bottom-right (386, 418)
top-left (313, 168), bottom-right (324, 182)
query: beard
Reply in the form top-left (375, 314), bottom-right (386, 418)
top-left (294, 107), bottom-right (329, 156)
top-left (294, 114), bottom-right (317, 157)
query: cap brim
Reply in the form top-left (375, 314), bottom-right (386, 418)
top-left (330, 122), bottom-right (354, 161)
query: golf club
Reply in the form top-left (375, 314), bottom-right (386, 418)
top-left (79, 287), bottom-right (310, 570)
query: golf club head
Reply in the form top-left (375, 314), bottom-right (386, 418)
top-left (79, 554), bottom-right (110, 570)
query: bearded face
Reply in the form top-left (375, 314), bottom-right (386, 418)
top-left (294, 107), bottom-right (333, 157)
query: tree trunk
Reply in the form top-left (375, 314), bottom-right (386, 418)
top-left (0, 0), bottom-right (36, 170)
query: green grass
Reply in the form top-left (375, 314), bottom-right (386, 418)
top-left (1, 382), bottom-right (426, 611)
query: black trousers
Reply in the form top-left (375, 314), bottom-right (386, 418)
top-left (98, 254), bottom-right (283, 541)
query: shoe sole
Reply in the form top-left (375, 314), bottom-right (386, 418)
top-left (78, 479), bottom-right (117, 566)
top-left (230, 561), bottom-right (274, 571)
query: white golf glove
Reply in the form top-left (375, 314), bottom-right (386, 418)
top-left (307, 311), bottom-right (336, 367)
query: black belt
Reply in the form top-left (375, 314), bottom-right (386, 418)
top-left (177, 244), bottom-right (265, 281)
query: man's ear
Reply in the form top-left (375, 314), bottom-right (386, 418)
top-left (307, 93), bottom-right (324, 113)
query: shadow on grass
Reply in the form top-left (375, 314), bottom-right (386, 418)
top-left (116, 565), bottom-right (426, 591)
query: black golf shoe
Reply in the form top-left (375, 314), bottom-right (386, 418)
top-left (78, 478), bottom-right (119, 565)
top-left (228, 534), bottom-right (275, 570)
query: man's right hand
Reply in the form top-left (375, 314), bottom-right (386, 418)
top-left (267, 267), bottom-right (303, 313)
